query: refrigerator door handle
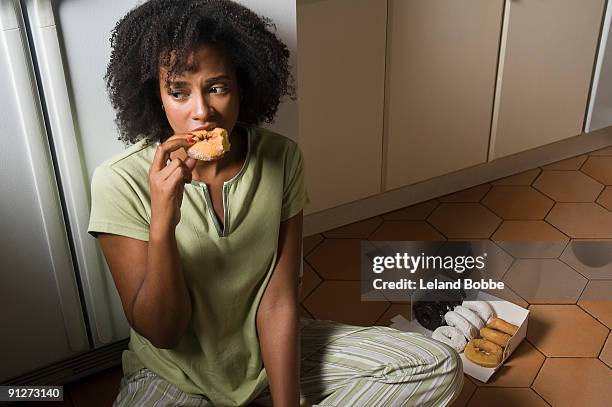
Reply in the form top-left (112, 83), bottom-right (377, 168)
top-left (1, 0), bottom-right (89, 352)
top-left (23, 0), bottom-right (114, 345)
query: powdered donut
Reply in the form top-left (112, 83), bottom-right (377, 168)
top-left (432, 326), bottom-right (467, 353)
top-left (445, 311), bottom-right (478, 341)
top-left (462, 301), bottom-right (495, 324)
top-left (464, 339), bottom-right (503, 368)
top-left (454, 305), bottom-right (485, 329)
top-left (487, 317), bottom-right (518, 336)
top-left (480, 327), bottom-right (511, 348)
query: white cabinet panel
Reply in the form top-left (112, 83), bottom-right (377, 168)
top-left (297, 0), bottom-right (387, 213)
top-left (385, 0), bottom-right (503, 189)
top-left (491, 0), bottom-right (606, 159)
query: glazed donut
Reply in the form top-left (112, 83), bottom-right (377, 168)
top-left (454, 305), bottom-right (485, 329)
top-left (480, 327), bottom-right (511, 348)
top-left (445, 311), bottom-right (478, 341)
top-left (432, 326), bottom-right (467, 353)
top-left (462, 301), bottom-right (495, 324)
top-left (464, 339), bottom-right (503, 368)
top-left (487, 317), bottom-right (518, 336)
top-left (187, 128), bottom-right (231, 161)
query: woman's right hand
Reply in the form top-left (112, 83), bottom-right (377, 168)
top-left (149, 135), bottom-right (197, 231)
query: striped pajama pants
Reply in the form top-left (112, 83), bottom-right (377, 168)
top-left (113, 318), bottom-right (463, 407)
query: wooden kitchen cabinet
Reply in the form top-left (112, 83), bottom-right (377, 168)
top-left (490, 0), bottom-right (606, 159)
top-left (298, 0), bottom-right (608, 217)
top-left (297, 0), bottom-right (387, 213)
top-left (384, 0), bottom-right (504, 190)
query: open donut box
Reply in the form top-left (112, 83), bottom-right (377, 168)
top-left (390, 291), bottom-right (529, 383)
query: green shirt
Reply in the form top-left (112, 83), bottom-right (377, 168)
top-left (87, 125), bottom-right (309, 406)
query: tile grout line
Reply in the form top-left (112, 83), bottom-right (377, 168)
top-left (530, 384), bottom-right (553, 407)
top-left (595, 327), bottom-right (611, 360)
top-left (303, 257), bottom-right (324, 281)
top-left (373, 302), bottom-right (393, 326)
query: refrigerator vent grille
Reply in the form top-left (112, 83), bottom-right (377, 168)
top-left (1, 339), bottom-right (128, 386)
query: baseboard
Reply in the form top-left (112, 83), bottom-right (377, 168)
top-left (304, 126), bottom-right (612, 237)
top-left (0, 339), bottom-right (127, 392)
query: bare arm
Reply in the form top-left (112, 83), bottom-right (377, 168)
top-left (98, 228), bottom-right (191, 349)
top-left (97, 135), bottom-right (197, 349)
top-left (256, 211), bottom-right (303, 407)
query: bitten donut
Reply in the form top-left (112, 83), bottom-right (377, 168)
top-left (186, 128), bottom-right (231, 161)
top-left (445, 311), bottom-right (478, 341)
top-left (480, 327), bottom-right (511, 348)
top-left (462, 301), bottom-right (494, 324)
top-left (487, 317), bottom-right (518, 336)
top-left (454, 305), bottom-right (485, 329)
top-left (464, 339), bottom-right (503, 368)
top-left (432, 326), bottom-right (467, 353)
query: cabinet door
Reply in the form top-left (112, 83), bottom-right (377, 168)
top-left (297, 0), bottom-right (387, 213)
top-left (384, 0), bottom-right (503, 190)
top-left (490, 0), bottom-right (606, 159)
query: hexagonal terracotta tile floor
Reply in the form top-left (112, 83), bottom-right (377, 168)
top-left (582, 155), bottom-right (612, 185)
top-left (374, 303), bottom-right (412, 326)
top-left (600, 333), bottom-right (612, 368)
top-left (482, 186), bottom-right (554, 220)
top-left (492, 220), bottom-right (568, 258)
top-left (321, 216), bottom-right (383, 239)
top-left (503, 259), bottom-right (587, 304)
top-left (449, 375), bottom-right (477, 407)
top-left (533, 170), bottom-right (603, 202)
top-left (300, 261), bottom-right (322, 301)
top-left (542, 154), bottom-right (588, 170)
top-left (303, 234), bottom-right (324, 255)
top-left (560, 239), bottom-right (612, 279)
top-left (532, 358), bottom-right (612, 407)
top-left (491, 168), bottom-right (541, 185)
top-left (527, 305), bottom-right (608, 357)
top-left (467, 388), bottom-right (549, 406)
top-left (369, 220), bottom-right (446, 240)
top-left (577, 280), bottom-right (612, 328)
top-left (427, 203), bottom-right (502, 238)
top-left (381, 199), bottom-right (439, 220)
top-left (547, 203), bottom-right (612, 238)
top-left (590, 145), bottom-right (612, 156)
top-left (305, 239), bottom-right (363, 280)
top-left (597, 186), bottom-right (612, 210)
top-left (439, 184), bottom-right (492, 202)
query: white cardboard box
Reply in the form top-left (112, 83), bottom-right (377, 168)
top-left (390, 291), bottom-right (530, 383)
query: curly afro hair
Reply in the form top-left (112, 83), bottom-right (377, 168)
top-left (105, 0), bottom-right (295, 145)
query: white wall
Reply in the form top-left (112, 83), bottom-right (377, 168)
top-left (237, 0), bottom-right (299, 141)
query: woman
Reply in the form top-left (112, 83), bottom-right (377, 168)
top-left (88, 1), bottom-right (463, 406)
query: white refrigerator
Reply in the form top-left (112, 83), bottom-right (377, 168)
top-left (0, 0), bottom-right (297, 386)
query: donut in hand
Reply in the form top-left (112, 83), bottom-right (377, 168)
top-left (187, 128), bottom-right (231, 161)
